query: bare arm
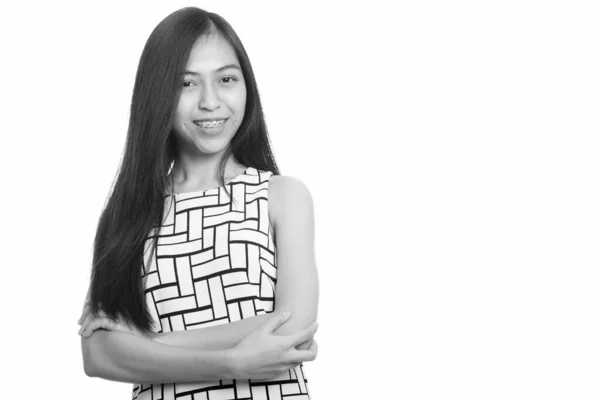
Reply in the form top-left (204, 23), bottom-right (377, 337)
top-left (82, 312), bottom-right (318, 384)
top-left (268, 176), bottom-right (320, 350)
top-left (82, 329), bottom-right (234, 384)
top-left (152, 313), bottom-right (272, 349)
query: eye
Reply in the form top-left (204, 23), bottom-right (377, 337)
top-left (220, 76), bottom-right (237, 84)
top-left (182, 80), bottom-right (196, 87)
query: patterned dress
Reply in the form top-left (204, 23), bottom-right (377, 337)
top-left (132, 167), bottom-right (311, 400)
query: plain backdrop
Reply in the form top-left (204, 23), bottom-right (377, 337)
top-left (1, 1), bottom-right (599, 399)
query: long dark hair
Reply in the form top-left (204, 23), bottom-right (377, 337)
top-left (88, 7), bottom-right (279, 335)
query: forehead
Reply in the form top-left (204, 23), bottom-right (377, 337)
top-left (185, 33), bottom-right (240, 71)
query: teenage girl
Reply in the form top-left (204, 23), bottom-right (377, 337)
top-left (78, 7), bottom-right (319, 400)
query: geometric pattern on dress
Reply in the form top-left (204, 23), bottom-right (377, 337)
top-left (131, 167), bottom-right (311, 400)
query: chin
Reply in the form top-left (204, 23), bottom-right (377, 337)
top-left (196, 142), bottom-right (231, 155)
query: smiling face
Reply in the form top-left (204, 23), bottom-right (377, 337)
top-left (172, 32), bottom-right (247, 158)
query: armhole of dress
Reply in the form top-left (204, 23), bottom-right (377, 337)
top-left (264, 170), bottom-right (276, 249)
top-left (264, 170), bottom-right (278, 298)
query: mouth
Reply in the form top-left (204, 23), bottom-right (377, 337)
top-left (193, 118), bottom-right (228, 129)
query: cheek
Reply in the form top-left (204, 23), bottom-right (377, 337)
top-left (232, 86), bottom-right (247, 120)
top-left (174, 95), bottom-right (195, 124)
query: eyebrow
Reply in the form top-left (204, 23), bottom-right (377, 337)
top-left (183, 64), bottom-right (241, 76)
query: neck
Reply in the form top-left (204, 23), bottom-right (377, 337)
top-left (170, 154), bottom-right (245, 190)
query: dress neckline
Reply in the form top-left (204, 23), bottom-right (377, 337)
top-left (166, 166), bottom-right (252, 197)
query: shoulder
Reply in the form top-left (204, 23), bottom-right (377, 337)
top-left (269, 174), bottom-right (313, 203)
top-left (268, 175), bottom-right (314, 226)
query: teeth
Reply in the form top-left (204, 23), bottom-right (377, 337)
top-left (195, 119), bottom-right (225, 128)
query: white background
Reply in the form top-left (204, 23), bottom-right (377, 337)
top-left (1, 1), bottom-right (599, 399)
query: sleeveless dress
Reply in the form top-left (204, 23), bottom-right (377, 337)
top-left (131, 167), bottom-right (311, 400)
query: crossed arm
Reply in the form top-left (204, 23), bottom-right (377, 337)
top-left (81, 175), bottom-right (319, 383)
top-left (81, 329), bottom-right (234, 384)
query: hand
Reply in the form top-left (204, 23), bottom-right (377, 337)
top-left (78, 304), bottom-right (144, 338)
top-left (77, 296), bottom-right (91, 326)
top-left (230, 311), bottom-right (319, 380)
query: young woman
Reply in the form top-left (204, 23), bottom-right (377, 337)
top-left (78, 7), bottom-right (319, 399)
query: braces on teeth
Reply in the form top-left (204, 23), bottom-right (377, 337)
top-left (197, 120), bottom-right (225, 128)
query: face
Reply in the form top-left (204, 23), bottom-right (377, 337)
top-left (172, 32), bottom-right (246, 158)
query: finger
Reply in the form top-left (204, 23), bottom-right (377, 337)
top-left (282, 362), bottom-right (302, 372)
top-left (79, 309), bottom-right (105, 332)
top-left (288, 321), bottom-right (318, 347)
top-left (265, 311), bottom-right (292, 333)
top-left (79, 311), bottom-right (112, 336)
top-left (309, 339), bottom-right (318, 359)
top-left (78, 300), bottom-right (94, 324)
top-left (290, 340), bottom-right (318, 363)
top-left (78, 312), bottom-right (96, 335)
top-left (283, 363), bottom-right (302, 371)
top-left (77, 307), bottom-right (89, 325)
top-left (81, 317), bottom-right (107, 337)
top-left (82, 318), bottom-right (116, 337)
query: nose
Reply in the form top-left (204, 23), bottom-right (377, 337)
top-left (198, 83), bottom-right (221, 111)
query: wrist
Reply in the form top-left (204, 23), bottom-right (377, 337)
top-left (225, 347), bottom-right (244, 379)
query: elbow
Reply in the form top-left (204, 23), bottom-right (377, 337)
top-left (82, 331), bottom-right (112, 378)
top-left (82, 336), bottom-right (98, 377)
top-left (81, 330), bottom-right (138, 383)
top-left (84, 361), bottom-right (97, 378)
